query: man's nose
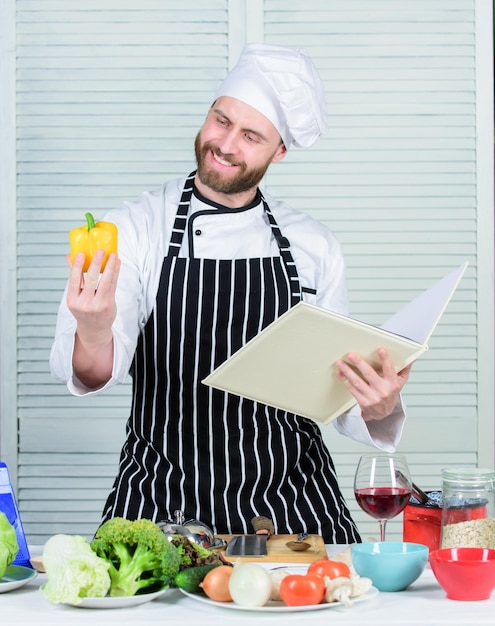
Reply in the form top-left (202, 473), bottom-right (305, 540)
top-left (217, 129), bottom-right (240, 155)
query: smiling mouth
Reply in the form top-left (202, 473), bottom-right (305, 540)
top-left (212, 150), bottom-right (237, 168)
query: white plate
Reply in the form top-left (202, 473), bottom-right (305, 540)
top-left (180, 584), bottom-right (378, 613)
top-left (0, 565), bottom-right (37, 593)
top-left (64, 586), bottom-right (170, 609)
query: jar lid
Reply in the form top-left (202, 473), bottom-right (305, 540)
top-left (442, 467), bottom-right (495, 486)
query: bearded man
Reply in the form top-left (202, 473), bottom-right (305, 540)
top-left (50, 44), bottom-right (411, 543)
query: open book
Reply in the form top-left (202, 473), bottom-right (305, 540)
top-left (202, 262), bottom-right (468, 424)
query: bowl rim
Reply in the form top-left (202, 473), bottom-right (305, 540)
top-left (429, 547), bottom-right (495, 562)
top-left (351, 541), bottom-right (429, 555)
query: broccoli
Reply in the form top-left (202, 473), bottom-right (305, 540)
top-left (0, 511), bottom-right (18, 578)
top-left (90, 517), bottom-right (181, 597)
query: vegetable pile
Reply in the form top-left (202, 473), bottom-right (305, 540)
top-left (175, 557), bottom-right (372, 609)
top-left (41, 520), bottom-right (371, 610)
top-left (41, 517), bottom-right (227, 605)
top-left (174, 556), bottom-right (372, 609)
top-left (0, 512), bottom-right (19, 579)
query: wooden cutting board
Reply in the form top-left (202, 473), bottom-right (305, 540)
top-left (217, 534), bottom-right (327, 563)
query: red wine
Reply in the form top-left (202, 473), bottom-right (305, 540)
top-left (355, 487), bottom-right (411, 519)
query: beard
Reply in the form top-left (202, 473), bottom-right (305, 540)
top-left (194, 133), bottom-right (272, 195)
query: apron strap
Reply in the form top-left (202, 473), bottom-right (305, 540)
top-left (261, 196), bottom-right (301, 306)
top-left (167, 172), bottom-right (301, 304)
top-left (167, 171), bottom-right (196, 256)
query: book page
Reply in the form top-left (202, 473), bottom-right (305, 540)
top-left (380, 262), bottom-right (468, 343)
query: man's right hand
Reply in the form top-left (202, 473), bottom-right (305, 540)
top-left (67, 249), bottom-right (120, 389)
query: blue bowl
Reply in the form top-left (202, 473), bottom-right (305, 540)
top-left (351, 542), bottom-right (428, 592)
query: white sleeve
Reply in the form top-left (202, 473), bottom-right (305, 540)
top-left (49, 311), bottom-right (138, 397)
top-left (332, 399), bottom-right (407, 453)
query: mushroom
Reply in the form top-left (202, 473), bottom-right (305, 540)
top-left (324, 576), bottom-right (354, 607)
top-left (324, 573), bottom-right (373, 607)
top-left (350, 573), bottom-right (373, 598)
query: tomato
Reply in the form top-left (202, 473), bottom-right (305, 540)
top-left (307, 559), bottom-right (351, 580)
top-left (279, 573), bottom-right (325, 607)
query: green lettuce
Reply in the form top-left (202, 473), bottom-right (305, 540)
top-left (0, 512), bottom-right (18, 578)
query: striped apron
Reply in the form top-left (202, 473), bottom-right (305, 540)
top-left (102, 172), bottom-right (360, 543)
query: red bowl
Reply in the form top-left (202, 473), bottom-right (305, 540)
top-left (429, 547), bottom-right (495, 601)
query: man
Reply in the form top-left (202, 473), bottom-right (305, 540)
top-left (50, 44), bottom-right (411, 543)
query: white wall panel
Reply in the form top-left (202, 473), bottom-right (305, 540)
top-left (14, 0), bottom-right (230, 542)
top-left (260, 0), bottom-right (492, 539)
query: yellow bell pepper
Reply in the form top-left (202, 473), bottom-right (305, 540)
top-left (69, 212), bottom-right (118, 272)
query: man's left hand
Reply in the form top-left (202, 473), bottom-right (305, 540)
top-left (335, 348), bottom-right (413, 421)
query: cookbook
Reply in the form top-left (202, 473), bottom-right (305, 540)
top-left (202, 262), bottom-right (468, 425)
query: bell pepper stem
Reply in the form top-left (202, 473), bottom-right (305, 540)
top-left (85, 212), bottom-right (96, 231)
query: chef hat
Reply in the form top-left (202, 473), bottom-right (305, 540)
top-left (214, 43), bottom-right (329, 149)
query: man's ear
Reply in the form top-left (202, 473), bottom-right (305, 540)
top-left (271, 142), bottom-right (287, 164)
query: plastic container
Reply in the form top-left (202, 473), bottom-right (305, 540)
top-left (403, 491), bottom-right (442, 552)
top-left (0, 462), bottom-right (32, 567)
top-left (441, 468), bottom-right (495, 549)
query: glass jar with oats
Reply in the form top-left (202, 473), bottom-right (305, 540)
top-left (440, 468), bottom-right (495, 549)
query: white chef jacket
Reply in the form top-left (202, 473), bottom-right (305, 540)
top-left (49, 175), bottom-right (406, 452)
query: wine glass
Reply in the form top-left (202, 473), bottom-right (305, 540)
top-left (354, 454), bottom-right (412, 541)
